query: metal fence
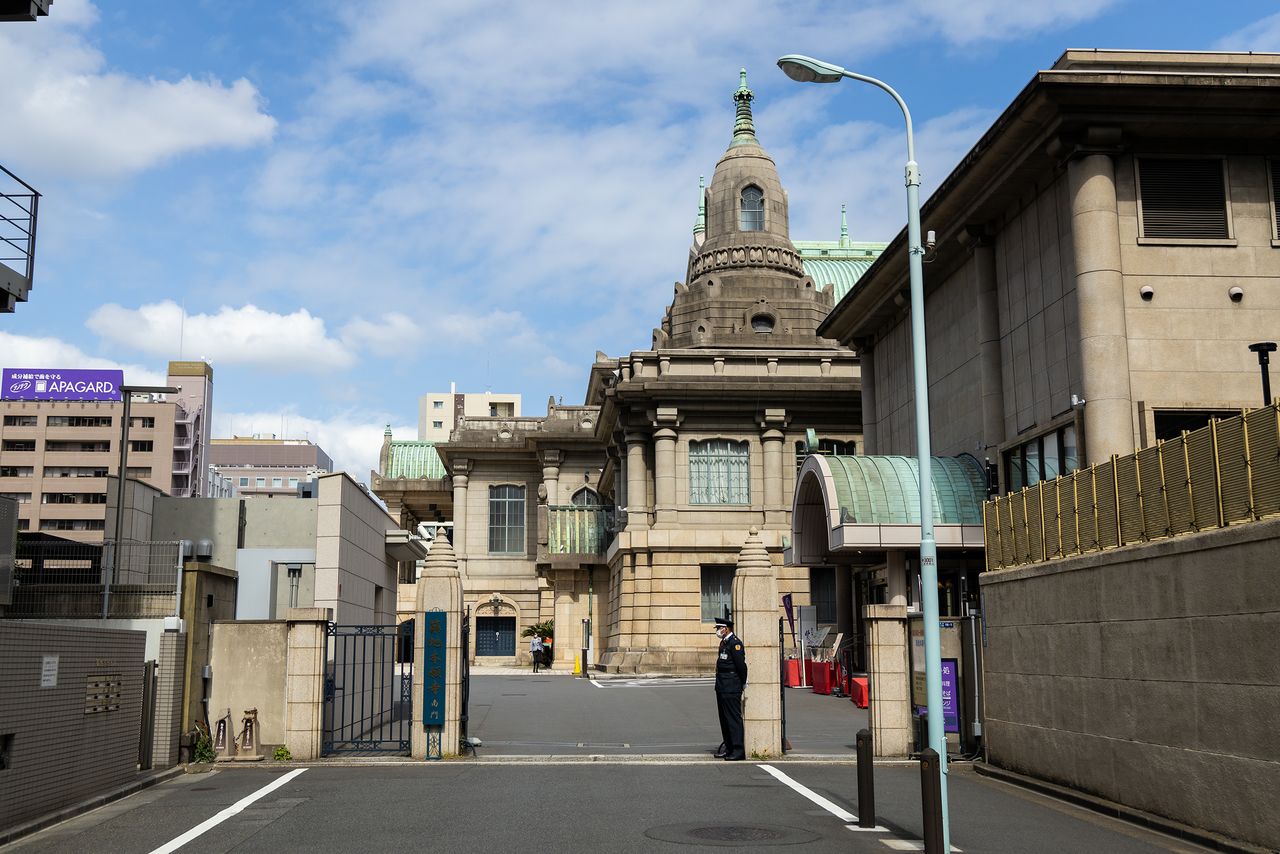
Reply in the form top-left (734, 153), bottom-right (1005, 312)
top-left (8, 538), bottom-right (181, 618)
top-left (547, 505), bottom-right (614, 555)
top-left (984, 404), bottom-right (1280, 571)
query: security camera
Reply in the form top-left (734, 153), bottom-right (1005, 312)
top-left (1139, 286), bottom-right (1154, 302)
top-left (925, 230), bottom-right (937, 251)
top-left (1229, 286), bottom-right (1244, 303)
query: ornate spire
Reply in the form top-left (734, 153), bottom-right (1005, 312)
top-left (731, 68), bottom-right (756, 147)
top-left (693, 175), bottom-right (706, 236)
top-left (839, 204), bottom-right (849, 247)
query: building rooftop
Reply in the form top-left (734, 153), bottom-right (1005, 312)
top-left (384, 440), bottom-right (446, 480)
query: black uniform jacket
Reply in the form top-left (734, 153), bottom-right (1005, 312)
top-left (715, 633), bottom-right (748, 693)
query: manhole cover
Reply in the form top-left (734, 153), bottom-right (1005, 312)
top-left (646, 823), bottom-right (819, 847)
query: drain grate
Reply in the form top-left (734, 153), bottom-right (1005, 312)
top-left (645, 823), bottom-right (819, 847)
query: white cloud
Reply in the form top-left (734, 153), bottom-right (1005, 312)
top-left (0, 0), bottom-right (275, 181)
top-left (339, 313), bottom-right (419, 357)
top-left (214, 409), bottom-right (415, 481)
top-left (0, 330), bottom-right (166, 386)
top-left (1213, 12), bottom-right (1280, 51)
top-left (86, 301), bottom-right (355, 372)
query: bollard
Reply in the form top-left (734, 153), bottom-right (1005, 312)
top-left (920, 748), bottom-right (944, 853)
top-left (856, 728), bottom-right (875, 828)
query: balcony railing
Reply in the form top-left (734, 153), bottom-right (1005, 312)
top-left (984, 403), bottom-right (1280, 571)
top-left (0, 163), bottom-right (38, 311)
top-left (544, 505), bottom-right (614, 557)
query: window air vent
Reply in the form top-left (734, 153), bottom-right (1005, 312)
top-left (1138, 158), bottom-right (1228, 240)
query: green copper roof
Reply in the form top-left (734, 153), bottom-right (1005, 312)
top-left (386, 441), bottom-right (446, 479)
top-left (730, 68), bottom-right (757, 147)
top-left (800, 256), bottom-right (877, 301)
top-left (824, 455), bottom-right (986, 525)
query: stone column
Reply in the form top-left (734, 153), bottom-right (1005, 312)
top-left (1069, 152), bottom-right (1134, 461)
top-left (858, 344), bottom-right (877, 454)
top-left (886, 550), bottom-right (908, 607)
top-left (865, 603), bottom-right (910, 758)
top-left (151, 630), bottom-right (186, 768)
top-left (632, 550), bottom-right (652, 653)
top-left (284, 607), bottom-right (331, 762)
top-left (972, 234), bottom-right (1006, 456)
top-left (450, 461), bottom-right (470, 564)
top-left (625, 431), bottom-right (651, 529)
top-left (412, 535), bottom-right (465, 759)
top-left (541, 450), bottom-right (561, 506)
top-left (732, 528), bottom-right (782, 758)
top-left (653, 427), bottom-right (678, 527)
top-left (762, 428), bottom-right (785, 526)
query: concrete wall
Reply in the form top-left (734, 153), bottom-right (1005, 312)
top-left (0, 622), bottom-right (146, 833)
top-left (315, 473), bottom-right (397, 625)
top-left (180, 563), bottom-right (238, 730)
top-left (980, 516), bottom-right (1280, 851)
top-left (234, 548), bottom-right (315, 620)
top-left (207, 620), bottom-right (288, 747)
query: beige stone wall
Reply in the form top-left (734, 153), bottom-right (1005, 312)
top-left (980, 517), bottom-right (1280, 851)
top-left (1114, 153), bottom-right (1280, 447)
top-left (208, 620), bottom-right (288, 745)
top-left (0, 623), bottom-right (146, 833)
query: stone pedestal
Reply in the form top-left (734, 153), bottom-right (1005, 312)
top-left (412, 536), bottom-right (465, 759)
top-left (732, 527), bottom-right (782, 758)
top-left (865, 603), bottom-right (910, 758)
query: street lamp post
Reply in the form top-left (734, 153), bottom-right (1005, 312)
top-left (1248, 342), bottom-right (1276, 408)
top-left (105, 384), bottom-right (178, 618)
top-left (778, 54), bottom-right (950, 851)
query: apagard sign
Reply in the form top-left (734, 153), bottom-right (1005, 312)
top-left (2, 368), bottom-right (124, 402)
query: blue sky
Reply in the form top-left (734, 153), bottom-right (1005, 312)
top-left (3, 0), bottom-right (1279, 477)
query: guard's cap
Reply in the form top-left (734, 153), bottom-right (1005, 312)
top-left (714, 617), bottom-right (733, 629)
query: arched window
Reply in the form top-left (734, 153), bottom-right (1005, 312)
top-left (689, 439), bottom-right (750, 504)
top-left (488, 484), bottom-right (526, 554)
top-left (739, 185), bottom-right (764, 231)
top-left (571, 487), bottom-right (602, 506)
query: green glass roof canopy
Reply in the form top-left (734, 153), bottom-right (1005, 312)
top-left (386, 441), bottom-right (447, 479)
top-left (824, 455), bottom-right (986, 525)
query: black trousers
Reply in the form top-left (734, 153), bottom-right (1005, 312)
top-left (716, 690), bottom-right (744, 753)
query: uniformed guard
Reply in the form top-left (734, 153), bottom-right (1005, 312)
top-left (712, 616), bottom-right (748, 760)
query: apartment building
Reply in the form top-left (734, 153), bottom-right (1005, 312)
top-left (418, 384), bottom-right (520, 442)
top-left (210, 437), bottom-right (334, 498)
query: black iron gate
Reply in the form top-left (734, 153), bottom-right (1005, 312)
top-left (460, 607), bottom-right (471, 751)
top-left (323, 623), bottom-right (411, 755)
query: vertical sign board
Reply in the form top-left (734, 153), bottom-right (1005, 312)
top-left (940, 659), bottom-right (960, 734)
top-left (422, 610), bottom-right (447, 726)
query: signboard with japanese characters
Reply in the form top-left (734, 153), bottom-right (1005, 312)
top-left (2, 368), bottom-right (123, 401)
top-left (422, 610), bottom-right (447, 726)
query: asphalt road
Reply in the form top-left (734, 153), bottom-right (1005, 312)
top-left (6, 763), bottom-right (1213, 854)
top-left (469, 673), bottom-right (870, 755)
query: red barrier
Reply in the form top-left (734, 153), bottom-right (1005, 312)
top-left (783, 658), bottom-right (802, 687)
top-left (812, 662), bottom-right (832, 695)
top-left (849, 676), bottom-right (869, 708)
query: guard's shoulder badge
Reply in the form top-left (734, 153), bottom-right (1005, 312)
top-left (734, 644), bottom-right (742, 651)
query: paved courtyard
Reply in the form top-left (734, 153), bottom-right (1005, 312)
top-left (467, 672), bottom-right (869, 755)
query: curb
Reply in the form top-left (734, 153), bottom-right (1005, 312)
top-left (191, 753), bottom-right (926, 767)
top-left (0, 766), bottom-right (184, 847)
top-left (973, 762), bottom-right (1269, 854)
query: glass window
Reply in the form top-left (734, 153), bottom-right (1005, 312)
top-left (690, 440), bottom-right (750, 504)
top-left (129, 440), bottom-right (153, 453)
top-left (239, 477), bottom-right (250, 487)
top-left (272, 477), bottom-right (283, 488)
top-left (432, 421), bottom-right (444, 429)
top-left (701, 565), bottom-right (735, 622)
top-left (1153, 409), bottom-right (1240, 442)
top-left (739, 185), bottom-right (764, 231)
top-left (3, 415), bottom-right (37, 426)
top-left (570, 487), bottom-right (602, 506)
top-left (810, 567), bottom-right (836, 623)
top-left (488, 484), bottom-right (526, 554)
top-left (1025, 439), bottom-right (1041, 487)
top-left (432, 400), bottom-right (444, 409)
top-left (256, 477), bottom-right (266, 488)
top-left (289, 477), bottom-right (299, 487)
top-left (1003, 425), bottom-right (1081, 493)
top-left (795, 438), bottom-right (856, 470)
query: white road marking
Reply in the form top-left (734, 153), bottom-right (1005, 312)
top-left (757, 764), bottom-right (856, 823)
top-left (844, 823), bottom-right (892, 832)
top-left (590, 679), bottom-right (604, 688)
top-left (148, 768), bottom-right (307, 854)
top-left (881, 839), bottom-right (963, 851)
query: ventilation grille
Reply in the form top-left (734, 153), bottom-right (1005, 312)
top-left (1272, 160), bottom-right (1280, 239)
top-left (1138, 158), bottom-right (1228, 239)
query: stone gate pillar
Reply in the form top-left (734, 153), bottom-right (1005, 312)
top-left (412, 535), bottom-right (465, 759)
top-left (732, 527), bottom-right (782, 758)
top-left (865, 603), bottom-right (910, 758)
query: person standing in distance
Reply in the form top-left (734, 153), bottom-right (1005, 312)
top-left (530, 634), bottom-right (544, 673)
top-left (713, 616), bottom-right (748, 761)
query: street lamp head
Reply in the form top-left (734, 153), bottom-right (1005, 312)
top-left (777, 54), bottom-right (845, 84)
top-left (1248, 342), bottom-right (1277, 354)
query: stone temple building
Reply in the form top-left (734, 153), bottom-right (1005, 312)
top-left (374, 72), bottom-right (878, 671)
